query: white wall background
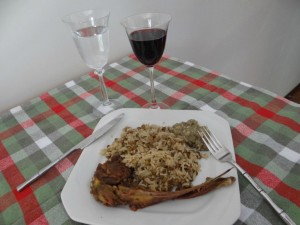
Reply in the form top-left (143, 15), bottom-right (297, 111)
top-left (1, 0), bottom-right (300, 113)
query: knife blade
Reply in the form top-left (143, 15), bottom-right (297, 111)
top-left (17, 112), bottom-right (124, 192)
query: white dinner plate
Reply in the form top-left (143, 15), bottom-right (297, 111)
top-left (61, 108), bottom-right (241, 225)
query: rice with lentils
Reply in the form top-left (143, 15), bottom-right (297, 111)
top-left (102, 121), bottom-right (205, 192)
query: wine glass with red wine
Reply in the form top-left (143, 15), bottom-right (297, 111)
top-left (121, 13), bottom-right (171, 109)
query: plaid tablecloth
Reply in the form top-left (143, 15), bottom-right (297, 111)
top-left (0, 54), bottom-right (299, 225)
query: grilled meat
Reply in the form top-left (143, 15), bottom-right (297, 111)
top-left (90, 157), bottom-right (236, 211)
top-left (93, 155), bottom-right (132, 185)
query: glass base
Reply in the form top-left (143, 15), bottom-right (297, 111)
top-left (142, 102), bottom-right (169, 109)
top-left (93, 99), bottom-right (122, 117)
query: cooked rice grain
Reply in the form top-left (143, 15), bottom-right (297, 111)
top-left (102, 124), bottom-right (203, 192)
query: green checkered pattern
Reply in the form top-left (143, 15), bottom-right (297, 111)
top-left (1, 54), bottom-right (299, 225)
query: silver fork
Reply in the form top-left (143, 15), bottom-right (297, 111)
top-left (199, 126), bottom-right (296, 225)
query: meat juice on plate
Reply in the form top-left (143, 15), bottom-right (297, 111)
top-left (73, 26), bottom-right (109, 70)
top-left (129, 28), bottom-right (167, 66)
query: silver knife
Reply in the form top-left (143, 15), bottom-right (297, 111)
top-left (17, 113), bottom-right (124, 192)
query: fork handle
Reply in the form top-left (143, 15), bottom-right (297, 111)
top-left (230, 161), bottom-right (296, 225)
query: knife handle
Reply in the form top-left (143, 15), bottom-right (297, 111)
top-left (16, 148), bottom-right (81, 192)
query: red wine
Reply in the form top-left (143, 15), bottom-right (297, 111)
top-left (129, 28), bottom-right (167, 66)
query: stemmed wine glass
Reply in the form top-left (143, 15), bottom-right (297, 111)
top-left (121, 13), bottom-right (171, 109)
top-left (63, 9), bottom-right (121, 114)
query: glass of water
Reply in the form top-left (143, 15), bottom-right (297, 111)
top-left (63, 9), bottom-right (120, 114)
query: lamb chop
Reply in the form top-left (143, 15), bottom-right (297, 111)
top-left (90, 156), bottom-right (236, 211)
top-left (93, 155), bottom-right (132, 185)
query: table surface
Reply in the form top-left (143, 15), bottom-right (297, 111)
top-left (0, 54), bottom-right (299, 225)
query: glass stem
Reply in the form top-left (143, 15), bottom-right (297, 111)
top-left (148, 66), bottom-right (158, 109)
top-left (95, 69), bottom-right (111, 106)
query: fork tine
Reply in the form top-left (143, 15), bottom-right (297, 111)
top-left (197, 129), bottom-right (213, 151)
top-left (198, 126), bottom-right (224, 154)
top-left (202, 126), bottom-right (222, 148)
top-left (200, 127), bottom-right (215, 147)
top-left (198, 127), bottom-right (217, 153)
